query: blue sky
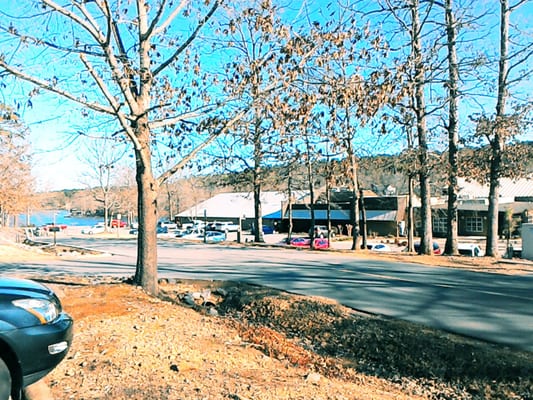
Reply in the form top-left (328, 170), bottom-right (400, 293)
top-left (1, 0), bottom-right (532, 192)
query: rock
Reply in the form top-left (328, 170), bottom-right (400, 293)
top-left (170, 364), bottom-right (179, 372)
top-left (183, 294), bottom-right (196, 306)
top-left (201, 289), bottom-right (211, 300)
top-left (305, 372), bottom-right (321, 385)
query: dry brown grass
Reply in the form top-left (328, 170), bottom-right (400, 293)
top-left (39, 279), bottom-right (532, 400)
top-left (46, 282), bottom-right (427, 400)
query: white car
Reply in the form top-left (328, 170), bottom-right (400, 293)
top-left (367, 243), bottom-right (392, 252)
top-left (81, 224), bottom-right (106, 235)
top-left (159, 220), bottom-right (178, 230)
top-left (214, 221), bottom-right (239, 232)
top-left (457, 243), bottom-right (483, 257)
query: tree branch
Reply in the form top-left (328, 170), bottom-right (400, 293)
top-left (78, 54), bottom-right (142, 151)
top-left (157, 109), bottom-right (246, 185)
top-left (0, 25), bottom-right (104, 58)
top-left (150, 0), bottom-right (188, 37)
top-left (152, 1), bottom-right (220, 77)
top-left (0, 59), bottom-right (116, 115)
top-left (43, 0), bottom-right (105, 43)
top-left (148, 106), bottom-right (216, 130)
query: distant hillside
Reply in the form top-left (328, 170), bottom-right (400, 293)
top-left (38, 142), bottom-right (532, 213)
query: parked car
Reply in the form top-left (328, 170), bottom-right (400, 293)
top-left (213, 221), bottom-right (239, 232)
top-left (414, 241), bottom-right (442, 255)
top-left (158, 220), bottom-right (178, 230)
top-left (174, 228), bottom-right (189, 238)
top-left (250, 225), bottom-right (276, 235)
top-left (130, 226), bottom-right (181, 237)
top-left (309, 225), bottom-right (335, 238)
top-left (41, 223), bottom-right (68, 232)
top-left (156, 226), bottom-right (172, 237)
top-left (81, 224), bottom-right (106, 235)
top-left (290, 237), bottom-right (330, 249)
top-left (205, 230), bottom-right (226, 242)
top-left (290, 237), bottom-right (311, 247)
top-left (110, 219), bottom-right (127, 228)
top-left (367, 243), bottom-right (392, 252)
top-left (262, 225), bottom-right (275, 234)
top-left (178, 227), bottom-right (204, 239)
top-left (457, 243), bottom-right (483, 257)
top-left (313, 238), bottom-right (330, 249)
top-left (0, 277), bottom-right (73, 399)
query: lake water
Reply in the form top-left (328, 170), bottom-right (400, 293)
top-left (18, 209), bottom-right (104, 227)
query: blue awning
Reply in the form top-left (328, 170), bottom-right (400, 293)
top-left (286, 209), bottom-right (351, 220)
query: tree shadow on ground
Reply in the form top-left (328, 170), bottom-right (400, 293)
top-left (205, 282), bottom-right (533, 400)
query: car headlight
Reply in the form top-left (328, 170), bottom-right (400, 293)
top-left (12, 298), bottom-right (59, 324)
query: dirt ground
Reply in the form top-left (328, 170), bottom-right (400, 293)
top-left (1, 231), bottom-right (532, 399)
top-left (38, 277), bottom-right (531, 400)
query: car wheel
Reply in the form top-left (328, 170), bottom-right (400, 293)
top-left (0, 357), bottom-right (12, 400)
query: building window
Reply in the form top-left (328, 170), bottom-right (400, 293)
top-left (465, 216), bottom-right (483, 233)
top-left (433, 217), bottom-right (447, 234)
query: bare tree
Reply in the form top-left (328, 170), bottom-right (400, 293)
top-left (409, 0), bottom-right (434, 255)
top-left (0, 1), bottom-right (240, 295)
top-left (213, 1), bottom-right (297, 242)
top-left (460, 0), bottom-right (532, 257)
top-left (79, 135), bottom-right (127, 230)
top-left (307, 8), bottom-right (401, 251)
top-left (375, 0), bottom-right (440, 255)
top-left (443, 0), bottom-right (460, 255)
top-left (483, 0), bottom-right (531, 257)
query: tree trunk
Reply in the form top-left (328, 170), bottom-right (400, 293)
top-left (326, 174), bottom-right (332, 244)
top-left (306, 137), bottom-right (316, 249)
top-left (253, 178), bottom-right (263, 242)
top-left (359, 189), bottom-right (367, 250)
top-left (486, 0), bottom-right (509, 258)
top-left (104, 204), bottom-right (110, 233)
top-left (133, 137), bottom-right (159, 296)
top-left (411, 0), bottom-right (433, 255)
top-left (407, 174), bottom-right (415, 252)
top-left (444, 0), bottom-right (459, 255)
top-left (287, 169), bottom-right (293, 241)
top-left (253, 120), bottom-right (264, 243)
top-left (350, 153), bottom-right (359, 251)
top-left (486, 145), bottom-right (502, 256)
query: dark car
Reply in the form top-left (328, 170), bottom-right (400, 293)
top-left (414, 241), bottom-right (442, 255)
top-left (0, 277), bottom-right (73, 400)
top-left (250, 225), bottom-right (275, 235)
top-left (262, 225), bottom-right (275, 234)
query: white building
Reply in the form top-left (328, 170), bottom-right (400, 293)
top-left (176, 191), bottom-right (308, 226)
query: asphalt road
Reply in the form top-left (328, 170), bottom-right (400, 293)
top-left (5, 235), bottom-right (533, 352)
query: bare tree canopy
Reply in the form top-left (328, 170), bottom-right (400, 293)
top-left (0, 1), bottom-right (235, 295)
top-left (0, 0), bottom-right (531, 286)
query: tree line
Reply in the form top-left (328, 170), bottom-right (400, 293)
top-left (0, 0), bottom-right (531, 295)
top-left (0, 104), bottom-right (34, 226)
